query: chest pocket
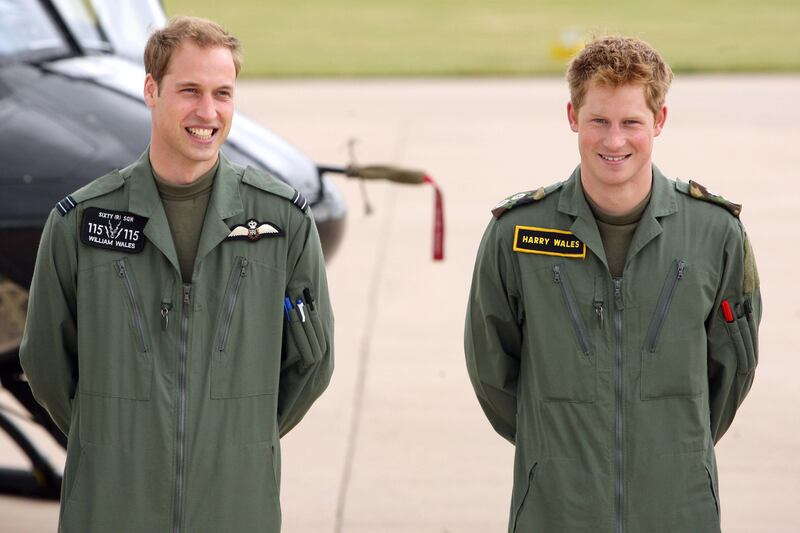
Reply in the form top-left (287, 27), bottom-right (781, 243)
top-left (523, 262), bottom-right (596, 402)
top-left (76, 258), bottom-right (153, 400)
top-left (640, 259), bottom-right (708, 399)
top-left (210, 257), bottom-right (284, 399)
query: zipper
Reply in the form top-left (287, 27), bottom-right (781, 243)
top-left (512, 462), bottom-right (539, 533)
top-left (613, 277), bottom-right (623, 533)
top-left (594, 301), bottom-right (605, 329)
top-left (161, 302), bottom-right (173, 331)
top-left (216, 257), bottom-right (249, 351)
top-left (705, 465), bottom-right (720, 517)
top-left (644, 260), bottom-right (686, 352)
top-left (114, 259), bottom-right (150, 352)
top-left (173, 283), bottom-right (191, 533)
top-left (553, 265), bottom-right (591, 355)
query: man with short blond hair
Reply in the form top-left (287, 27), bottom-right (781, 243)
top-left (21, 16), bottom-right (333, 532)
top-left (465, 36), bottom-right (760, 533)
top-left (144, 16), bottom-right (243, 86)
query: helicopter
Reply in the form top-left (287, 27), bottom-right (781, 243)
top-left (0, 0), bottom-right (438, 500)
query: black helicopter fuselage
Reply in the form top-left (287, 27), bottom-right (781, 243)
top-left (0, 58), bottom-right (345, 289)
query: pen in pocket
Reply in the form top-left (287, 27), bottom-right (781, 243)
top-left (284, 297), bottom-right (294, 322)
top-left (721, 300), bottom-right (734, 323)
top-left (303, 288), bottom-right (315, 311)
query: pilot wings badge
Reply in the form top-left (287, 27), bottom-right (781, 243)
top-left (226, 219), bottom-right (284, 241)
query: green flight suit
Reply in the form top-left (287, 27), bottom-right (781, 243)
top-left (20, 151), bottom-right (334, 533)
top-left (465, 166), bottom-right (760, 533)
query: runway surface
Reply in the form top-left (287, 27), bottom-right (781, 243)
top-left (2, 76), bottom-right (798, 532)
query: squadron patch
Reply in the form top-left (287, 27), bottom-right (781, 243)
top-left (80, 207), bottom-right (147, 253)
top-left (513, 226), bottom-right (586, 258)
top-left (226, 219), bottom-right (284, 241)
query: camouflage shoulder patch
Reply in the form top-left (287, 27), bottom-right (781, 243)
top-left (743, 233), bottom-right (759, 294)
top-left (492, 181), bottom-right (563, 219)
top-left (677, 179), bottom-right (742, 218)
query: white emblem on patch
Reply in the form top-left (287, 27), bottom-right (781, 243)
top-left (105, 219), bottom-right (123, 240)
top-left (227, 219), bottom-right (282, 241)
top-left (511, 193), bottom-right (526, 201)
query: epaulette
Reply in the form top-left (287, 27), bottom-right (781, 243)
top-left (492, 181), bottom-right (564, 219)
top-left (55, 195), bottom-right (77, 216)
top-left (242, 166), bottom-right (308, 213)
top-left (289, 190), bottom-right (309, 212)
top-left (676, 179), bottom-right (741, 218)
top-left (54, 170), bottom-right (125, 216)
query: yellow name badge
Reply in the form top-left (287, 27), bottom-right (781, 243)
top-left (513, 226), bottom-right (586, 258)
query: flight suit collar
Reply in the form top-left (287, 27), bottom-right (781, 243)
top-left (126, 149), bottom-right (245, 278)
top-left (556, 164), bottom-right (678, 272)
top-left (557, 166), bottom-right (608, 268)
top-left (127, 149), bottom-right (244, 219)
top-left (194, 151), bottom-right (245, 269)
top-left (127, 149), bottom-right (161, 218)
top-left (625, 165), bottom-right (678, 264)
top-left (126, 150), bottom-right (180, 273)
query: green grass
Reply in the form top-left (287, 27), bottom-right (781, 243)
top-left (163, 0), bottom-right (800, 76)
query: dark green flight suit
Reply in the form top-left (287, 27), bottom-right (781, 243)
top-left (465, 166), bottom-right (760, 533)
top-left (20, 151), bottom-right (334, 532)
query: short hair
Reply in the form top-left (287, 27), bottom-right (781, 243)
top-left (567, 36), bottom-right (673, 117)
top-left (144, 16), bottom-right (242, 87)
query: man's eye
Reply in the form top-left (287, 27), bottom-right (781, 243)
top-left (592, 119), bottom-right (607, 125)
top-left (182, 88), bottom-right (198, 94)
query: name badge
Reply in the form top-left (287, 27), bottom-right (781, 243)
top-left (513, 226), bottom-right (586, 259)
top-left (80, 207), bottom-right (147, 253)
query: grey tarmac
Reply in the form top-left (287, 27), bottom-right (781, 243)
top-left (2, 75), bottom-right (798, 532)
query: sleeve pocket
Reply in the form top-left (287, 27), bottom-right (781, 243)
top-left (736, 313), bottom-right (756, 373)
top-left (287, 319), bottom-right (319, 369)
top-left (300, 312), bottom-right (323, 362)
top-left (307, 308), bottom-right (328, 356)
top-left (724, 318), bottom-right (751, 375)
top-left (744, 299), bottom-right (759, 368)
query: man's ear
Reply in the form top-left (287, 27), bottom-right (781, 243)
top-left (653, 105), bottom-right (668, 137)
top-left (143, 74), bottom-right (158, 109)
top-left (567, 102), bottom-right (579, 132)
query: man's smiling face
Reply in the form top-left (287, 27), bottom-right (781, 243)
top-left (568, 80), bottom-right (666, 192)
top-left (144, 41), bottom-right (236, 181)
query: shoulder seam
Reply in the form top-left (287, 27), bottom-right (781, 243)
top-left (55, 170), bottom-right (125, 216)
top-left (242, 166), bottom-right (308, 213)
top-left (492, 181), bottom-right (563, 219)
top-left (676, 179), bottom-right (742, 218)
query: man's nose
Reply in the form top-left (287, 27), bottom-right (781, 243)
top-left (195, 94), bottom-right (216, 121)
top-left (604, 125), bottom-right (626, 150)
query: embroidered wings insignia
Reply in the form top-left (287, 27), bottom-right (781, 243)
top-left (226, 219), bottom-right (284, 241)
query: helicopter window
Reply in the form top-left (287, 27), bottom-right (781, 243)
top-left (50, 0), bottom-right (111, 52)
top-left (0, 0), bottom-right (66, 57)
top-left (89, 0), bottom-right (167, 64)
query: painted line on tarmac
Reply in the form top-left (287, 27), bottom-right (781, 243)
top-left (333, 121), bottom-right (412, 533)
